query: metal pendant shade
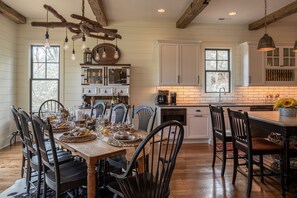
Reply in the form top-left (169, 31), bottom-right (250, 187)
top-left (257, 0), bottom-right (275, 52)
top-left (257, 33), bottom-right (276, 52)
top-left (293, 40), bottom-right (297, 52)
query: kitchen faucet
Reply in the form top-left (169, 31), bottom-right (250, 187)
top-left (218, 87), bottom-right (226, 103)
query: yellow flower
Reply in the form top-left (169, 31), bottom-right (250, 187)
top-left (274, 98), bottom-right (297, 109)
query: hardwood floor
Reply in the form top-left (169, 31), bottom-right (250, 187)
top-left (0, 142), bottom-right (295, 197)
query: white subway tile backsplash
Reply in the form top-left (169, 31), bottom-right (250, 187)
top-left (158, 86), bottom-right (297, 104)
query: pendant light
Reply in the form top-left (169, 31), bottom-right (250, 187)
top-left (95, 35), bottom-right (100, 61)
top-left (102, 40), bottom-right (107, 58)
top-left (71, 40), bottom-right (76, 60)
top-left (114, 38), bottom-right (119, 59)
top-left (81, 34), bottom-right (86, 50)
top-left (44, 9), bottom-right (50, 48)
top-left (293, 40), bottom-right (297, 53)
top-left (63, 28), bottom-right (69, 50)
top-left (257, 0), bottom-right (275, 52)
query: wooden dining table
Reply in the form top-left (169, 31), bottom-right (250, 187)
top-left (248, 111), bottom-right (297, 186)
top-left (53, 130), bottom-right (149, 198)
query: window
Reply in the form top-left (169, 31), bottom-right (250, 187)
top-left (205, 49), bottom-right (230, 93)
top-left (30, 45), bottom-right (60, 113)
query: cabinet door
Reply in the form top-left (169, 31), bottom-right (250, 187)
top-left (108, 67), bottom-right (129, 85)
top-left (179, 44), bottom-right (199, 85)
top-left (159, 44), bottom-right (179, 85)
top-left (248, 44), bottom-right (264, 85)
top-left (187, 114), bottom-right (210, 139)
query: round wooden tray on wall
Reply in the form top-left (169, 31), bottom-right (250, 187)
top-left (92, 43), bottom-right (121, 64)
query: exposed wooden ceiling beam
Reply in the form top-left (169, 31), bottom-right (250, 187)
top-left (0, 0), bottom-right (26, 24)
top-left (249, 1), bottom-right (297, 30)
top-left (87, 0), bottom-right (108, 26)
top-left (176, 0), bottom-right (210, 29)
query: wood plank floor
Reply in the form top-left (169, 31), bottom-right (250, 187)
top-left (0, 142), bottom-right (295, 197)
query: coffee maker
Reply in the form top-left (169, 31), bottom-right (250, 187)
top-left (156, 90), bottom-right (169, 104)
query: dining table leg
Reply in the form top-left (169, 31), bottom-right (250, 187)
top-left (87, 158), bottom-right (97, 198)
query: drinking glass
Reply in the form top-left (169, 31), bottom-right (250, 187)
top-left (95, 116), bottom-right (104, 138)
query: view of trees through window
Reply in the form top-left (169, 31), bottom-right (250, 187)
top-left (205, 49), bottom-right (230, 93)
top-left (30, 45), bottom-right (60, 113)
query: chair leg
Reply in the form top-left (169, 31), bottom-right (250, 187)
top-left (259, 155), bottom-right (264, 183)
top-left (221, 143), bottom-right (227, 176)
top-left (21, 155), bottom-right (26, 178)
top-left (43, 177), bottom-right (47, 198)
top-left (247, 155), bottom-right (253, 198)
top-left (36, 170), bottom-right (41, 198)
top-left (26, 165), bottom-right (31, 193)
top-left (212, 138), bottom-right (217, 168)
top-left (232, 148), bottom-right (238, 185)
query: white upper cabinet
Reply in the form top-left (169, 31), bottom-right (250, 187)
top-left (264, 45), bottom-right (297, 85)
top-left (158, 41), bottom-right (200, 86)
top-left (240, 42), bottom-right (265, 86)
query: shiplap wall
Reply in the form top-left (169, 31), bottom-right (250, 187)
top-left (0, 15), bottom-right (17, 148)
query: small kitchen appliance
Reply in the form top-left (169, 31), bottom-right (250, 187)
top-left (170, 92), bottom-right (176, 105)
top-left (155, 90), bottom-right (169, 105)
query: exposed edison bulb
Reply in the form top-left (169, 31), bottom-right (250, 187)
top-left (114, 49), bottom-right (119, 59)
top-left (102, 48), bottom-right (107, 58)
top-left (64, 37), bottom-right (69, 50)
top-left (95, 49), bottom-right (100, 61)
top-left (71, 49), bottom-right (76, 60)
top-left (64, 42), bottom-right (69, 50)
top-left (44, 31), bottom-right (50, 48)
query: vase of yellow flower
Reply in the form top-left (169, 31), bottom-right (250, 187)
top-left (274, 98), bottom-right (297, 117)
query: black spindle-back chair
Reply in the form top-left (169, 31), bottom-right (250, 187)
top-left (107, 120), bottom-right (184, 198)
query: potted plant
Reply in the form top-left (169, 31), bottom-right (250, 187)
top-left (274, 98), bottom-right (297, 117)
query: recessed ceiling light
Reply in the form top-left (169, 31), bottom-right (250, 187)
top-left (158, 9), bottom-right (165, 13)
top-left (228, 12), bottom-right (237, 16)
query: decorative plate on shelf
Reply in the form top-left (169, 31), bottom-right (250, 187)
top-left (92, 43), bottom-right (121, 64)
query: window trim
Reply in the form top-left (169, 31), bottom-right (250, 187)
top-left (204, 48), bottom-right (231, 93)
top-left (30, 45), bottom-right (61, 113)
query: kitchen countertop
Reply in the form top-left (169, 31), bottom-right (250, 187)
top-left (156, 103), bottom-right (274, 107)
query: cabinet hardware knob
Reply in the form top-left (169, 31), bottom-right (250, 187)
top-left (120, 90), bottom-right (123, 93)
top-left (104, 90), bottom-right (107, 93)
top-left (88, 90), bottom-right (91, 93)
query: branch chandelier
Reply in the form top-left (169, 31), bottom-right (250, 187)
top-left (31, 0), bottom-right (122, 52)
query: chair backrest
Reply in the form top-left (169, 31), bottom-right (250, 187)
top-left (90, 101), bottom-right (106, 118)
top-left (10, 106), bottom-right (24, 141)
top-left (38, 99), bottom-right (64, 117)
top-left (109, 103), bottom-right (129, 124)
top-left (116, 120), bottom-right (184, 198)
top-left (209, 105), bottom-right (227, 139)
top-left (18, 109), bottom-right (37, 157)
top-left (131, 105), bottom-right (157, 132)
top-left (227, 108), bottom-right (252, 152)
top-left (31, 115), bottom-right (60, 184)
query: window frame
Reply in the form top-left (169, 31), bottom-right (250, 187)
top-left (204, 48), bottom-right (231, 93)
top-left (30, 45), bottom-right (61, 113)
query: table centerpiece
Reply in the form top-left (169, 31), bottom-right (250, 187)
top-left (274, 97), bottom-right (297, 117)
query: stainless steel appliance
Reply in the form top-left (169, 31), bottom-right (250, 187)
top-left (161, 108), bottom-right (187, 125)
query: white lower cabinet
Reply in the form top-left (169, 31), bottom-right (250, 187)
top-left (186, 107), bottom-right (210, 139)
